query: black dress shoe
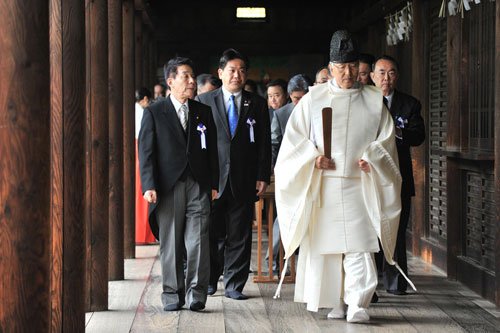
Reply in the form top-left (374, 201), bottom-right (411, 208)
top-left (163, 303), bottom-right (183, 311)
top-left (189, 301), bottom-right (205, 311)
top-left (371, 292), bottom-right (379, 303)
top-left (386, 289), bottom-right (407, 295)
top-left (207, 285), bottom-right (217, 295)
top-left (225, 290), bottom-right (249, 300)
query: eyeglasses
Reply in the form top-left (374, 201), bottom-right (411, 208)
top-left (331, 62), bottom-right (359, 71)
top-left (374, 70), bottom-right (397, 79)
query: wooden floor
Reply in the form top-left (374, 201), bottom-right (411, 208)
top-left (86, 233), bottom-right (500, 332)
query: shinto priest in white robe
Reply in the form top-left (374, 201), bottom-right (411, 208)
top-left (274, 80), bottom-right (403, 311)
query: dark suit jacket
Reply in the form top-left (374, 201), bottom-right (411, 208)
top-left (138, 96), bottom-right (219, 238)
top-left (388, 90), bottom-right (425, 196)
top-left (196, 88), bottom-right (271, 202)
top-left (271, 102), bottom-right (295, 168)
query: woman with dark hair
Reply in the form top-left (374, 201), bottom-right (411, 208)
top-left (134, 87), bottom-right (156, 244)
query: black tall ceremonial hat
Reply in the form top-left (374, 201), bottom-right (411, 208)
top-left (329, 30), bottom-right (359, 63)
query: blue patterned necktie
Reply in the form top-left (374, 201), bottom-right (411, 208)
top-left (228, 95), bottom-right (238, 137)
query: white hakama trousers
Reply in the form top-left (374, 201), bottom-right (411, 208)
top-left (295, 236), bottom-right (344, 312)
top-left (295, 242), bottom-right (377, 312)
top-left (294, 176), bottom-right (379, 312)
top-left (343, 252), bottom-right (377, 309)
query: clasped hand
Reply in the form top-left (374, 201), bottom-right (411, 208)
top-left (315, 156), bottom-right (370, 173)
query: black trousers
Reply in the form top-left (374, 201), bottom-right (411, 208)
top-left (383, 193), bottom-right (411, 292)
top-left (209, 182), bottom-right (254, 293)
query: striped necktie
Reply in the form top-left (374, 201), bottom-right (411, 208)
top-left (179, 104), bottom-right (188, 131)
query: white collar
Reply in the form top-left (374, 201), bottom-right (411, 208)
top-left (170, 95), bottom-right (188, 112)
top-left (221, 87), bottom-right (242, 102)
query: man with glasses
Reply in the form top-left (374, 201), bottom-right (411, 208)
top-left (275, 30), bottom-right (402, 323)
top-left (371, 55), bottom-right (425, 296)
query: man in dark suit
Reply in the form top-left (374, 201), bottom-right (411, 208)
top-left (371, 55), bottom-right (425, 295)
top-left (139, 57), bottom-right (219, 311)
top-left (196, 48), bottom-right (271, 300)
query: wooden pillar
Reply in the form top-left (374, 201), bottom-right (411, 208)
top-left (152, 35), bottom-right (159, 84)
top-left (134, 11), bottom-right (143, 89)
top-left (410, 0), bottom-right (427, 257)
top-left (494, 0), bottom-right (500, 308)
top-left (0, 2), bottom-right (50, 331)
top-left (150, 33), bottom-right (155, 85)
top-left (143, 26), bottom-right (151, 90)
top-left (446, 15), bottom-right (463, 151)
top-left (446, 14), bottom-right (463, 279)
top-left (85, 0), bottom-right (110, 311)
top-left (108, 0), bottom-right (125, 281)
top-left (123, 0), bottom-right (136, 259)
top-left (49, 0), bottom-right (86, 331)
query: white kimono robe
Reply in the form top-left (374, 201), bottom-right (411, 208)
top-left (274, 81), bottom-right (402, 311)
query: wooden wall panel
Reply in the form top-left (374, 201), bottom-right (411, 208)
top-left (410, 0), bottom-right (427, 258)
top-left (134, 12), bottom-right (143, 89)
top-left (494, 0), bottom-right (500, 307)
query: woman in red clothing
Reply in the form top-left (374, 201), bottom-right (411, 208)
top-left (135, 87), bottom-right (156, 244)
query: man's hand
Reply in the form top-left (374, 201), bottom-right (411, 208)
top-left (358, 159), bottom-right (371, 173)
top-left (143, 189), bottom-right (157, 203)
top-left (256, 181), bottom-right (268, 196)
top-left (211, 189), bottom-right (218, 201)
top-left (315, 155), bottom-right (336, 170)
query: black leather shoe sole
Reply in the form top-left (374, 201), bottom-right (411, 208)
top-left (207, 285), bottom-right (217, 295)
top-left (189, 301), bottom-right (205, 311)
top-left (163, 303), bottom-right (183, 311)
top-left (225, 291), bottom-right (249, 300)
top-left (371, 292), bottom-right (379, 303)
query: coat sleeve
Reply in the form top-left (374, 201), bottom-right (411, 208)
top-left (361, 107), bottom-right (402, 264)
top-left (255, 98), bottom-right (272, 183)
top-left (400, 98), bottom-right (425, 147)
top-left (274, 96), bottom-right (321, 258)
top-left (206, 107), bottom-right (219, 191)
top-left (270, 111), bottom-right (282, 169)
top-left (138, 107), bottom-right (156, 193)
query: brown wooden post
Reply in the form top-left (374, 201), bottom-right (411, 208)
top-left (143, 26), bottom-right (151, 90)
top-left (446, 15), bottom-right (463, 151)
top-left (49, 0), bottom-right (86, 331)
top-left (85, 0), bottom-right (110, 311)
top-left (123, 0), bottom-right (136, 259)
top-left (152, 35), bottom-right (159, 84)
top-left (410, 0), bottom-right (427, 257)
top-left (0, 2), bottom-right (50, 331)
top-left (135, 11), bottom-right (143, 89)
top-left (494, 0), bottom-right (500, 308)
top-left (446, 14), bottom-right (463, 279)
top-left (108, 0), bottom-right (125, 281)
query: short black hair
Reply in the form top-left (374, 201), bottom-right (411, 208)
top-left (135, 87), bottom-right (152, 102)
top-left (219, 48), bottom-right (249, 70)
top-left (163, 57), bottom-right (194, 81)
top-left (359, 53), bottom-right (375, 68)
top-left (197, 73), bottom-right (221, 88)
top-left (244, 79), bottom-right (258, 93)
top-left (373, 55), bottom-right (399, 72)
top-left (266, 79), bottom-right (288, 95)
